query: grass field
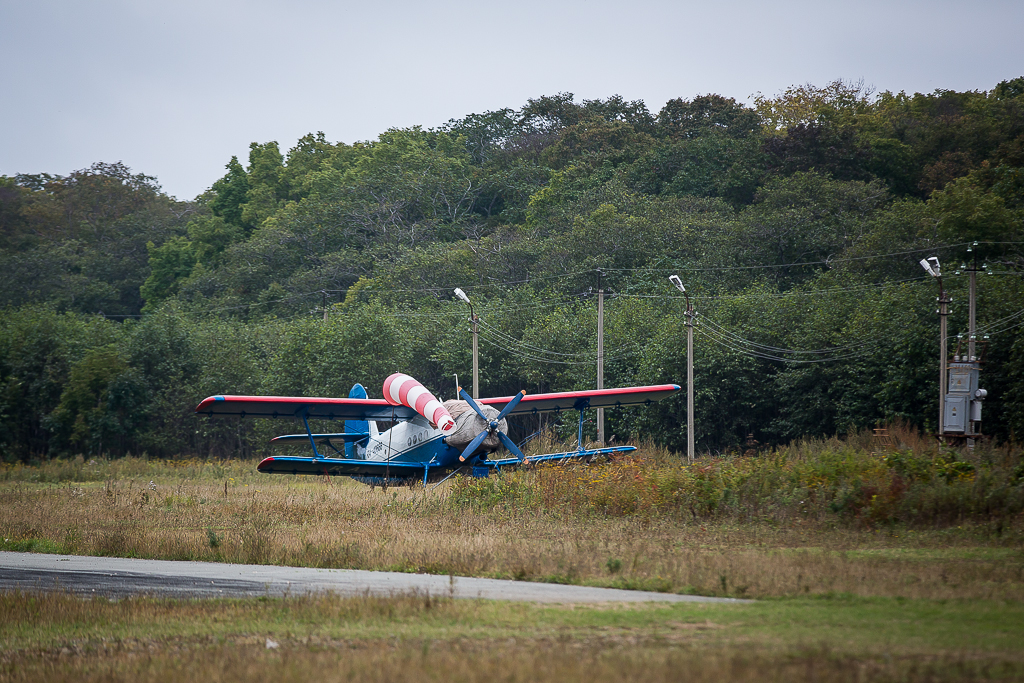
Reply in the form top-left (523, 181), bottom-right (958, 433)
top-left (2, 591), bottom-right (1023, 682)
top-left (2, 430), bottom-right (1024, 680)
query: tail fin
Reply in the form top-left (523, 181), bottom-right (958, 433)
top-left (344, 383), bottom-right (370, 458)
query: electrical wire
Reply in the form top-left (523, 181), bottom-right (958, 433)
top-left (613, 275), bottom-right (932, 302)
top-left (476, 326), bottom-right (642, 366)
top-left (477, 331), bottom-right (629, 366)
top-left (600, 241), bottom-right (1022, 273)
top-left (697, 315), bottom-right (871, 355)
top-left (976, 307), bottom-right (1024, 335)
top-left (477, 320), bottom-right (604, 358)
top-left (694, 325), bottom-right (875, 364)
top-left (94, 241), bottom-right (1020, 319)
top-left (322, 270), bottom-right (593, 295)
top-left (980, 317), bottom-right (1024, 338)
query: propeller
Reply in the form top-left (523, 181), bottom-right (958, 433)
top-left (457, 387), bottom-right (527, 462)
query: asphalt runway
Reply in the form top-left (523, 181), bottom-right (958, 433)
top-left (0, 552), bottom-right (749, 604)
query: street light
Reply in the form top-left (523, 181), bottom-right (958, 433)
top-left (454, 288), bottom-right (479, 399)
top-left (669, 275), bottom-right (695, 464)
top-left (920, 257), bottom-right (948, 439)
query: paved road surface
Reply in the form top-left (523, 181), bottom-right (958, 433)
top-left (0, 552), bottom-right (749, 604)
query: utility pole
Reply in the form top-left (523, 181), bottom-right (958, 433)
top-left (596, 271), bottom-right (605, 445)
top-left (920, 257), bottom-right (948, 438)
top-left (322, 291), bottom-right (329, 322)
top-left (670, 275), bottom-right (694, 464)
top-left (454, 288), bottom-right (479, 399)
top-left (472, 312), bottom-right (479, 399)
top-left (952, 242), bottom-right (989, 448)
top-left (685, 295), bottom-right (694, 465)
top-left (968, 246), bottom-right (977, 362)
top-left (939, 287), bottom-right (949, 439)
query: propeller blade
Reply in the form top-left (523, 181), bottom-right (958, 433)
top-left (458, 428), bottom-right (490, 462)
top-left (494, 390), bottom-right (527, 422)
top-left (458, 386), bottom-right (489, 421)
top-left (497, 430), bottom-right (526, 461)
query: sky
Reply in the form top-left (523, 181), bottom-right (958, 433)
top-left (1, 0), bottom-right (1022, 201)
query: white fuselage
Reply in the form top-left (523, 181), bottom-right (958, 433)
top-left (364, 415), bottom-right (444, 462)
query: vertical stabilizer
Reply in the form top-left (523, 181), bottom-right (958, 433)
top-left (345, 383), bottom-right (370, 458)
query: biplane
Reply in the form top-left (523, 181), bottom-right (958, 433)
top-left (194, 373), bottom-right (679, 487)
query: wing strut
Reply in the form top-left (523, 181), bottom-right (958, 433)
top-left (301, 410), bottom-right (323, 459)
top-left (573, 397), bottom-right (591, 452)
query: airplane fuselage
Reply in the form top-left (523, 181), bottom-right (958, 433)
top-left (257, 415), bottom-right (483, 485)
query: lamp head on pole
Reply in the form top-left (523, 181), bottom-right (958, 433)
top-left (919, 257), bottom-right (941, 278)
top-left (453, 288), bottom-right (471, 305)
top-left (668, 275), bottom-right (685, 294)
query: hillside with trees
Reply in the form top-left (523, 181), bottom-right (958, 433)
top-left (2, 78), bottom-right (1023, 461)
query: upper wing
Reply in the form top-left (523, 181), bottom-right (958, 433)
top-left (478, 384), bottom-right (680, 415)
top-left (194, 395), bottom-right (416, 421)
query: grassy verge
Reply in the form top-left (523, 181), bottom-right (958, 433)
top-left (2, 450), bottom-right (1024, 599)
top-left (1, 591), bottom-right (1023, 682)
top-left (1, 471), bottom-right (1023, 599)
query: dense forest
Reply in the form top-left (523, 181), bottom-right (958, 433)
top-left (2, 78), bottom-right (1023, 462)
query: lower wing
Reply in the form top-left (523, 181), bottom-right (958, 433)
top-left (486, 445), bottom-right (637, 468)
top-left (257, 455), bottom-right (426, 477)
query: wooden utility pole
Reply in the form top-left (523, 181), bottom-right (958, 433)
top-left (968, 260), bottom-right (977, 362)
top-left (454, 288), bottom-right (479, 399)
top-left (597, 286), bottom-right (605, 445)
top-left (921, 257), bottom-right (948, 440)
top-left (965, 243), bottom-right (981, 447)
top-left (938, 283), bottom-right (949, 438)
top-left (669, 275), bottom-right (694, 463)
top-left (471, 312), bottom-right (479, 400)
top-left (686, 296), bottom-right (695, 464)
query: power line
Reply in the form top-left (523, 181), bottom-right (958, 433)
top-left (614, 275), bottom-right (931, 301)
top-left (600, 241), bottom-right (1022, 274)
top-left (975, 307), bottom-right (1024, 336)
top-left (697, 315), bottom-right (871, 355)
top-left (694, 325), bottom-right (875, 364)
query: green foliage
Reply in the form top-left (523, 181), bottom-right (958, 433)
top-left (45, 345), bottom-right (147, 455)
top-left (449, 438), bottom-right (1024, 527)
top-left (140, 237), bottom-right (197, 310)
top-left (208, 156), bottom-right (250, 228)
top-left (3, 80), bottom-right (1024, 459)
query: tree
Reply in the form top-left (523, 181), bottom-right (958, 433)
top-left (657, 94), bottom-right (760, 139)
top-left (209, 157), bottom-right (250, 228)
top-left (140, 237), bottom-right (197, 311)
top-left (46, 346), bottom-right (147, 456)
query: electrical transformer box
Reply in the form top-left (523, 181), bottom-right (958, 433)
top-left (944, 395), bottom-right (968, 432)
top-left (947, 364), bottom-right (977, 395)
top-left (944, 362), bottom-right (983, 435)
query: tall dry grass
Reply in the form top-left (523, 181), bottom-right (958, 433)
top-left (2, 462), bottom-right (1023, 599)
top-left (458, 422), bottom-right (1024, 528)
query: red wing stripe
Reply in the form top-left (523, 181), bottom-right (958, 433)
top-left (478, 384), bottom-right (680, 415)
top-left (195, 395), bottom-right (416, 420)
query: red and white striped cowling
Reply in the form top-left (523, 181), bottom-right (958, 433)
top-left (382, 373), bottom-right (456, 432)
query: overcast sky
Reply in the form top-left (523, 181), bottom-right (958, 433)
top-left (2, 0), bottom-right (1022, 200)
